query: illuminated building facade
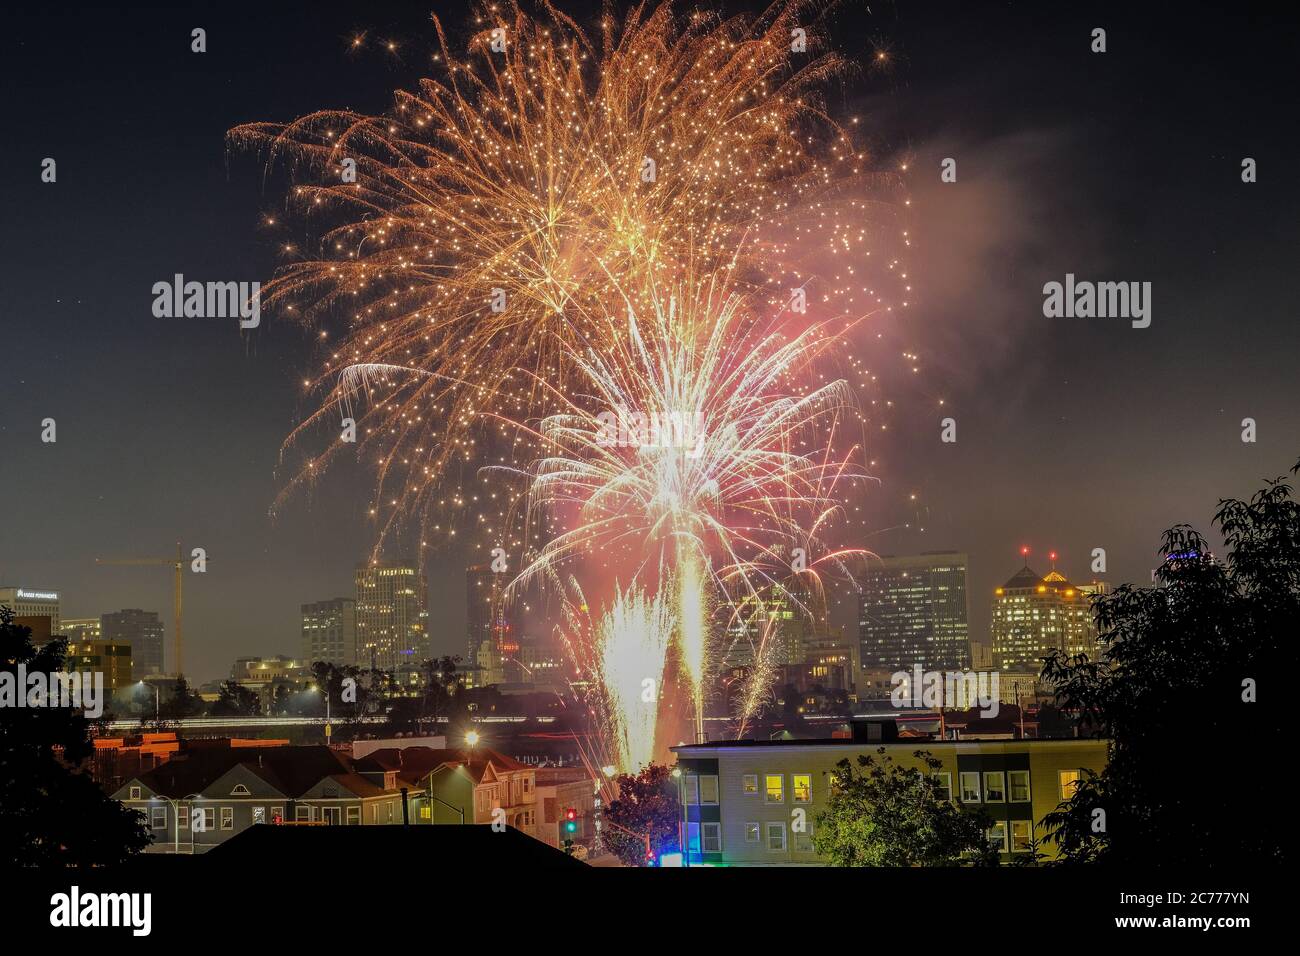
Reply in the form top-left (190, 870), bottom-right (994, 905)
top-left (991, 557), bottom-right (1107, 671)
top-left (857, 552), bottom-right (971, 671)
top-left (61, 617), bottom-right (102, 643)
top-left (0, 586), bottom-right (61, 636)
top-left (301, 597), bottom-right (357, 667)
top-left (101, 608), bottom-right (165, 677)
top-left (65, 640), bottom-right (134, 691)
top-left (672, 734), bottom-right (1107, 865)
top-left (720, 583), bottom-right (811, 670)
top-left (355, 564), bottom-right (428, 673)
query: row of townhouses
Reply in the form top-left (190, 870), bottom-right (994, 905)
top-left (113, 741), bottom-right (597, 853)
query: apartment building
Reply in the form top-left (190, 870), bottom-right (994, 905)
top-left (671, 729), bottom-right (1106, 865)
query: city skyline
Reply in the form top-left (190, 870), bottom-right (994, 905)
top-left (6, 3), bottom-right (1295, 685)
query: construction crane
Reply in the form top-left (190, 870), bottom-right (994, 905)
top-left (96, 542), bottom-right (191, 677)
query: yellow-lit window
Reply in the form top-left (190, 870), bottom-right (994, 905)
top-left (792, 774), bottom-right (812, 803)
top-left (764, 774), bottom-right (784, 803)
top-left (1059, 770), bottom-right (1081, 799)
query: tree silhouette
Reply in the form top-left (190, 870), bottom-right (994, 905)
top-left (1040, 458), bottom-right (1292, 866)
top-left (603, 763), bottom-right (680, 866)
top-left (813, 748), bottom-right (996, 866)
top-left (210, 679), bottom-right (261, 716)
top-left (0, 607), bottom-right (151, 864)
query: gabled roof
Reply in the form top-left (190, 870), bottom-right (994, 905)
top-left (353, 746), bottom-right (530, 786)
top-left (125, 745), bottom-right (353, 800)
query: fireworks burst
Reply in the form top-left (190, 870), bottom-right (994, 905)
top-left (228, 0), bottom-right (894, 550)
top-left (232, 0), bottom-right (912, 766)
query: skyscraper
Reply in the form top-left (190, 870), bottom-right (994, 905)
top-left (991, 553), bottom-right (1104, 671)
top-left (301, 598), bottom-right (357, 667)
top-left (466, 563), bottom-right (513, 674)
top-left (100, 608), bottom-right (165, 677)
top-left (354, 563), bottom-right (428, 672)
top-left (857, 552), bottom-right (970, 671)
top-left (720, 582), bottom-right (811, 670)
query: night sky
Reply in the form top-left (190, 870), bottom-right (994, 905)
top-left (3, 1), bottom-right (1297, 683)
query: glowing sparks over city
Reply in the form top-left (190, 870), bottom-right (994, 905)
top-left (231, 0), bottom-right (910, 772)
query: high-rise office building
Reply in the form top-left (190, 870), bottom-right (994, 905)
top-left (355, 563), bottom-right (428, 672)
top-left (991, 554), bottom-right (1105, 671)
top-left (466, 563), bottom-right (514, 674)
top-left (61, 617), bottom-right (102, 642)
top-left (66, 640), bottom-right (134, 691)
top-left (718, 580), bottom-right (821, 671)
top-left (301, 598), bottom-right (357, 667)
top-left (858, 552), bottom-right (970, 670)
top-left (0, 586), bottom-right (61, 637)
top-left (101, 609), bottom-right (165, 677)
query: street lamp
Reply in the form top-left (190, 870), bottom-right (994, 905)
top-left (309, 684), bottom-right (331, 743)
top-left (150, 792), bottom-right (200, 854)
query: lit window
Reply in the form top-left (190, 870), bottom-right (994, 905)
top-left (742, 774), bottom-right (758, 795)
top-left (764, 774), bottom-right (784, 803)
top-left (1011, 820), bottom-right (1033, 852)
top-left (700, 775), bottom-right (719, 805)
top-left (744, 822), bottom-right (760, 843)
top-left (765, 821), bottom-right (787, 851)
top-left (150, 807), bottom-right (167, 829)
top-left (1009, 770), bottom-right (1030, 802)
top-left (984, 772), bottom-right (1006, 802)
top-left (220, 807), bottom-right (234, 830)
top-left (687, 822), bottom-right (700, 852)
top-left (959, 772), bottom-right (981, 802)
top-left (1059, 770), bottom-right (1081, 800)
top-left (129, 787), bottom-right (142, 801)
top-left (792, 773), bottom-right (812, 803)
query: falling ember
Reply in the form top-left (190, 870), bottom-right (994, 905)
top-left (597, 584), bottom-right (673, 774)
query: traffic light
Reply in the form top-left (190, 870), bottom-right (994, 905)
top-left (563, 807), bottom-right (578, 834)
